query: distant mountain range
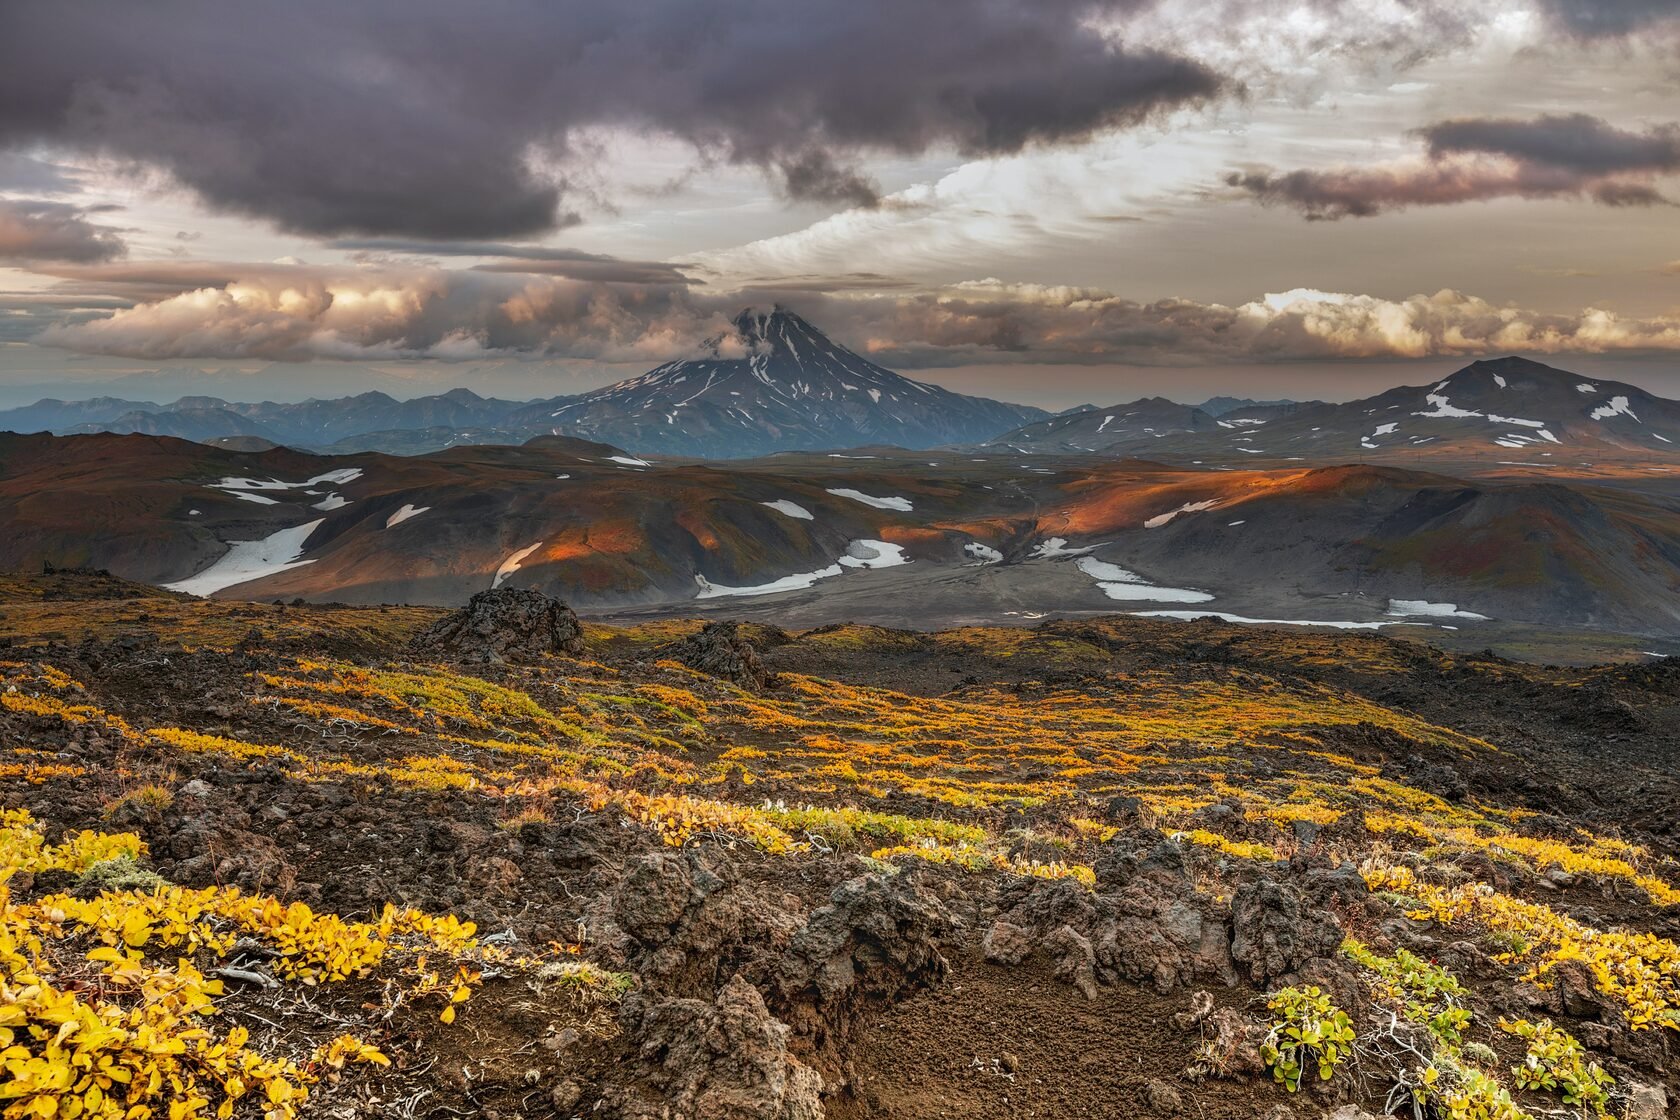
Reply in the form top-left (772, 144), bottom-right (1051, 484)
top-left (985, 357), bottom-right (1680, 464)
top-left (982, 396), bottom-right (1223, 454)
top-left (5, 337), bottom-right (1678, 470)
top-left (0, 386), bottom-right (549, 453)
top-left (0, 308), bottom-right (1045, 458)
top-left (1195, 395), bottom-right (1301, 417)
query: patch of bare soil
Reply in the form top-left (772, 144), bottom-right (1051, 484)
top-left (832, 960), bottom-right (1278, 1120)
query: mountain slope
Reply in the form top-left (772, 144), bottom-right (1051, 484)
top-left (2, 431), bottom-right (1678, 641)
top-left (517, 307), bottom-right (1045, 457)
top-left (982, 396), bottom-right (1221, 454)
top-left (1157, 357), bottom-right (1680, 465)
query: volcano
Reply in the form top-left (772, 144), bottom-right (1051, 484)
top-left (513, 307), bottom-right (1045, 457)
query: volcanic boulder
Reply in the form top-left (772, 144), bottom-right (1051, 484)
top-left (1229, 877), bottom-right (1344, 985)
top-left (407, 587), bottom-right (584, 662)
top-left (648, 622), bottom-right (774, 691)
top-left (775, 871), bottom-right (953, 1024)
top-left (611, 975), bottom-right (823, 1120)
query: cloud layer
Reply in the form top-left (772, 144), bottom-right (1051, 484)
top-left (1233, 113), bottom-right (1680, 219)
top-left (32, 265), bottom-right (1680, 366)
top-left (0, 199), bottom-right (125, 263)
top-left (0, 1), bottom-right (1219, 239)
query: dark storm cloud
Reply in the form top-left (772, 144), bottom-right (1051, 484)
top-left (1533, 0), bottom-right (1680, 37)
top-left (774, 150), bottom-right (882, 209)
top-left (1231, 113), bottom-right (1680, 219)
top-left (0, 1), bottom-right (1220, 241)
top-left (1422, 114), bottom-right (1680, 175)
top-left (0, 199), bottom-right (126, 263)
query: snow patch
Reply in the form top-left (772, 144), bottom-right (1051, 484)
top-left (312, 493), bottom-right (349, 511)
top-left (838, 539), bottom-right (910, 569)
top-left (1415, 393), bottom-right (1481, 419)
top-left (1145, 499), bottom-right (1220, 529)
top-left (1031, 537), bottom-right (1096, 558)
top-left (695, 565), bottom-right (842, 599)
top-left (1386, 599), bottom-right (1488, 621)
top-left (825, 488), bottom-right (913, 511)
top-left (232, 492), bottom-right (279, 506)
top-left (1074, 556), bottom-right (1212, 602)
top-left (212, 468), bottom-right (362, 492)
top-left (964, 542), bottom-right (1003, 564)
top-left (1132, 610), bottom-right (1396, 630)
top-left (1590, 395), bottom-right (1639, 422)
top-left (1492, 373), bottom-right (1506, 388)
top-left (608, 455), bottom-right (652, 467)
top-left (1577, 383), bottom-right (1598, 393)
top-left (385, 503), bottom-right (429, 528)
top-left (165, 520), bottom-right (322, 597)
top-left (762, 499), bottom-right (814, 520)
top-left (493, 542), bottom-right (543, 589)
top-left (1373, 422), bottom-right (1398, 436)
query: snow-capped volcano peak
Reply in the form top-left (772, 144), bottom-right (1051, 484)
top-left (720, 305), bottom-right (829, 356)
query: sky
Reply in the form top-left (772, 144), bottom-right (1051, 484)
top-left (1, 0), bottom-right (1679, 411)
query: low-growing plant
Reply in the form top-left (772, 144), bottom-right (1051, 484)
top-left (72, 854), bottom-right (168, 895)
top-left (1500, 1017), bottom-right (1614, 1115)
top-left (1260, 985), bottom-right (1355, 1092)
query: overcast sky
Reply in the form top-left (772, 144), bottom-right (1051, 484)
top-left (2, 0), bottom-right (1679, 410)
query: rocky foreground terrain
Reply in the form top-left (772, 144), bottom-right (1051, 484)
top-left (3, 570), bottom-right (1680, 1119)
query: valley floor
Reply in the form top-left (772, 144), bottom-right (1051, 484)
top-left (3, 571), bottom-right (1680, 1119)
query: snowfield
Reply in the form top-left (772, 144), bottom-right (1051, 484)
top-left (825, 488), bottom-right (913, 511)
top-left (164, 520), bottom-right (323, 597)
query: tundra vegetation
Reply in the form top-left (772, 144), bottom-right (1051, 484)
top-left (0, 577), bottom-right (1677, 1117)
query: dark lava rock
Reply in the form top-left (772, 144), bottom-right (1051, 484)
top-left (610, 975), bottom-right (822, 1120)
top-left (408, 588), bottom-right (583, 663)
top-left (1230, 877), bottom-right (1344, 985)
top-left (649, 621), bottom-right (774, 691)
